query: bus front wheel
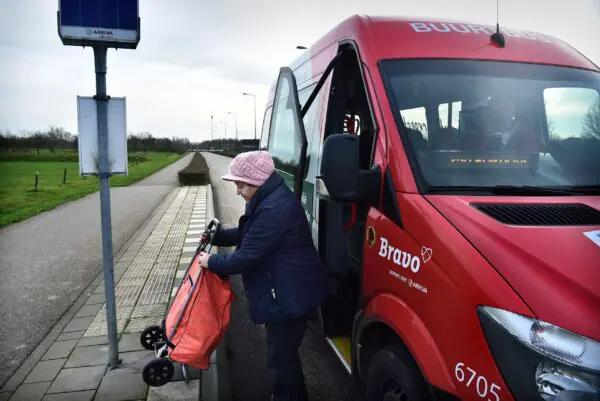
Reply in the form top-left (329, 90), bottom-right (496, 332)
top-left (365, 345), bottom-right (430, 401)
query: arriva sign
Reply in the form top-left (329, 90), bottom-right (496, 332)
top-left (58, 0), bottom-right (140, 49)
top-left (86, 28), bottom-right (114, 36)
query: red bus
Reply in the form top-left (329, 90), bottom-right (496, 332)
top-left (260, 14), bottom-right (600, 401)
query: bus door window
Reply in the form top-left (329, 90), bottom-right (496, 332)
top-left (324, 49), bottom-right (376, 267)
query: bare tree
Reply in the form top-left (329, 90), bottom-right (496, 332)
top-left (582, 98), bottom-right (600, 139)
top-left (547, 118), bottom-right (561, 141)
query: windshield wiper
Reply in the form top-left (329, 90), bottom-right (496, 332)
top-left (428, 185), bottom-right (579, 195)
top-left (567, 185), bottom-right (600, 194)
top-left (494, 185), bottom-right (581, 195)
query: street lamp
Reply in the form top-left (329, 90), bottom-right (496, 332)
top-left (216, 120), bottom-right (225, 140)
top-left (227, 111), bottom-right (238, 140)
top-left (242, 92), bottom-right (257, 141)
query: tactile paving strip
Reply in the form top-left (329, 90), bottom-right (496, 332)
top-left (131, 304), bottom-right (168, 318)
top-left (135, 189), bottom-right (197, 307)
top-left (116, 279), bottom-right (147, 292)
top-left (137, 275), bottom-right (173, 305)
top-left (121, 269), bottom-right (152, 279)
top-left (92, 305), bottom-right (134, 322)
top-left (82, 187), bottom-right (199, 337)
top-left (80, 186), bottom-right (209, 338)
top-left (83, 314), bottom-right (129, 338)
top-left (124, 317), bottom-right (162, 333)
top-left (150, 268), bottom-right (174, 277)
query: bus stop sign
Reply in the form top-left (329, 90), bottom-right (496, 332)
top-left (56, 0), bottom-right (140, 368)
top-left (57, 0), bottom-right (140, 49)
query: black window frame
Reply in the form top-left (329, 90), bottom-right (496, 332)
top-left (259, 106), bottom-right (273, 151)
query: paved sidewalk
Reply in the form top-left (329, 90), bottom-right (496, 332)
top-left (0, 185), bottom-right (210, 401)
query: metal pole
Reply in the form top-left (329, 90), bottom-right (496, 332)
top-left (228, 112), bottom-right (238, 140)
top-left (243, 93), bottom-right (257, 141)
top-left (93, 44), bottom-right (120, 369)
top-left (211, 114), bottom-right (214, 142)
top-left (253, 96), bottom-right (257, 141)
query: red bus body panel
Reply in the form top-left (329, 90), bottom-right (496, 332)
top-left (361, 197), bottom-right (535, 398)
top-left (426, 195), bottom-right (600, 340)
top-left (364, 15), bottom-right (598, 71)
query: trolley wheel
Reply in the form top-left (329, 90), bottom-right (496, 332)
top-left (140, 325), bottom-right (165, 350)
top-left (142, 358), bottom-right (174, 387)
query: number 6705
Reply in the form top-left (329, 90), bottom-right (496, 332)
top-left (455, 362), bottom-right (501, 401)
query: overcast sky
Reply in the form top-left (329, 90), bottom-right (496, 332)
top-left (1, 0), bottom-right (599, 143)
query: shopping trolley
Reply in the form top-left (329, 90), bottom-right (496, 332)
top-left (139, 218), bottom-right (233, 386)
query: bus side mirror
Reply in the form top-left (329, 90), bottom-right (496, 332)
top-left (317, 134), bottom-right (380, 204)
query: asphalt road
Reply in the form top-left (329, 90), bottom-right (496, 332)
top-left (203, 152), bottom-right (364, 401)
top-left (0, 152), bottom-right (193, 387)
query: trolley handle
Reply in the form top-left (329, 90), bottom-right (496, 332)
top-left (197, 218), bottom-right (222, 252)
top-left (206, 217), bottom-right (221, 232)
top-left (204, 218), bottom-right (221, 244)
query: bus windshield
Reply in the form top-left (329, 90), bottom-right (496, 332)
top-left (380, 59), bottom-right (600, 193)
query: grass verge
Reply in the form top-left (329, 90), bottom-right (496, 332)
top-left (0, 152), bottom-right (186, 228)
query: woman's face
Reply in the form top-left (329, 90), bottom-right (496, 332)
top-left (235, 181), bottom-right (258, 203)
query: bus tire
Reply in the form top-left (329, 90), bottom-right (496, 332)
top-left (365, 345), bottom-right (430, 401)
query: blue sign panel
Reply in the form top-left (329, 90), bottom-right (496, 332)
top-left (58, 0), bottom-right (140, 49)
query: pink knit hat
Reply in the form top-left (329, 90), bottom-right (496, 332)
top-left (221, 151), bottom-right (275, 187)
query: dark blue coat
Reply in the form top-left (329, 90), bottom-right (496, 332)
top-left (207, 172), bottom-right (327, 324)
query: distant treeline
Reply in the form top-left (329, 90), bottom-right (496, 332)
top-left (0, 126), bottom-right (191, 154)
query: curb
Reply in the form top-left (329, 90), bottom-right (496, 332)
top-left (201, 184), bottom-right (232, 401)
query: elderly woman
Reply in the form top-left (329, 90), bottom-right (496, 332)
top-left (198, 150), bottom-right (326, 401)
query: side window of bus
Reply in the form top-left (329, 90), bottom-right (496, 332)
top-left (259, 106), bottom-right (272, 150)
top-left (299, 85), bottom-right (320, 179)
top-left (268, 79), bottom-right (301, 178)
top-left (267, 82), bottom-right (315, 179)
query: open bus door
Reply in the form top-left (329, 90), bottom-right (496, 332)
top-left (268, 50), bottom-right (381, 374)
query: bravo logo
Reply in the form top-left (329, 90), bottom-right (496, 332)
top-left (378, 237), bottom-right (432, 273)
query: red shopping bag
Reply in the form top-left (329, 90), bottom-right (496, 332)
top-left (165, 253), bottom-right (234, 370)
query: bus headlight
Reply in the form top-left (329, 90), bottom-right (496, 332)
top-left (478, 306), bottom-right (600, 401)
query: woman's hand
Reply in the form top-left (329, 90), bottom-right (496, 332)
top-left (198, 252), bottom-right (211, 268)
